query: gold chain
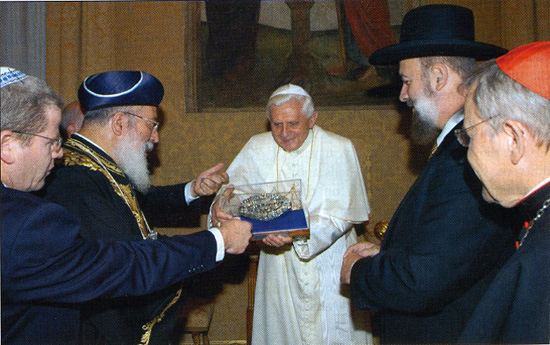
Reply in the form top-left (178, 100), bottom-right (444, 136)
top-left (518, 197), bottom-right (550, 248)
top-left (276, 129), bottom-right (314, 199)
top-left (66, 138), bottom-right (178, 342)
top-left (65, 138), bottom-right (156, 240)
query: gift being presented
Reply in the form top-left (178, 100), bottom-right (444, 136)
top-left (219, 179), bottom-right (309, 240)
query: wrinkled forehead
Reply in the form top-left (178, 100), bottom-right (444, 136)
top-left (134, 105), bottom-right (158, 118)
top-left (399, 57), bottom-right (422, 74)
top-left (269, 111), bottom-right (308, 124)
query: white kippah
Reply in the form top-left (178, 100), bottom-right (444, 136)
top-left (269, 84), bottom-right (311, 99)
top-left (0, 67), bottom-right (28, 89)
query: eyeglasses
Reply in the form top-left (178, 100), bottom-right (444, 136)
top-left (122, 111), bottom-right (159, 132)
top-left (454, 116), bottom-right (497, 147)
top-left (12, 130), bottom-right (63, 151)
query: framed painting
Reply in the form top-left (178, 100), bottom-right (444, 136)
top-left (188, 0), bottom-right (408, 111)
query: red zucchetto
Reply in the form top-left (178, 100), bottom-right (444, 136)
top-left (496, 41), bottom-right (550, 100)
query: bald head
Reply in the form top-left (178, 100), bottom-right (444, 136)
top-left (60, 101), bottom-right (84, 139)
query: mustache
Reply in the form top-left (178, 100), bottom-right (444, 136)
top-left (144, 141), bottom-right (155, 153)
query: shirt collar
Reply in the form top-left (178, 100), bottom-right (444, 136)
top-left (437, 111), bottom-right (464, 146)
top-left (72, 133), bottom-right (110, 157)
top-left (516, 178), bottom-right (550, 220)
top-left (518, 176), bottom-right (550, 204)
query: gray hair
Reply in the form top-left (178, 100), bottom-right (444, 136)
top-left (84, 105), bottom-right (140, 127)
top-left (1, 74), bottom-right (64, 146)
top-left (463, 60), bottom-right (550, 146)
top-left (420, 56), bottom-right (477, 81)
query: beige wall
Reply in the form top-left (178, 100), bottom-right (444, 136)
top-left (413, 0), bottom-right (550, 46)
top-left (45, 1), bottom-right (548, 342)
top-left (159, 107), bottom-right (421, 343)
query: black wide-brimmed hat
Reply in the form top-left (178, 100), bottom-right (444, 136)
top-left (78, 71), bottom-right (164, 111)
top-left (369, 4), bottom-right (508, 65)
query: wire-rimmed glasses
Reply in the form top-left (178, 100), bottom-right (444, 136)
top-left (454, 116), bottom-right (497, 147)
top-left (121, 111), bottom-right (160, 132)
top-left (12, 130), bottom-right (63, 151)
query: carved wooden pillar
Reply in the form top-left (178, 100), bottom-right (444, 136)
top-left (183, 2), bottom-right (201, 113)
top-left (247, 254), bottom-right (259, 345)
top-left (282, 0), bottom-right (327, 91)
top-left (286, 1), bottom-right (315, 77)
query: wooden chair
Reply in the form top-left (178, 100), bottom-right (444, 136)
top-left (180, 297), bottom-right (216, 345)
top-left (247, 254), bottom-right (259, 345)
top-left (245, 241), bottom-right (262, 345)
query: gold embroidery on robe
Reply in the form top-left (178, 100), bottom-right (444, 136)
top-left (62, 138), bottom-right (182, 344)
top-left (63, 138), bottom-right (148, 238)
top-left (139, 288), bottom-right (183, 345)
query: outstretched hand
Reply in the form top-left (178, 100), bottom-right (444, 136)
top-left (218, 218), bottom-right (252, 254)
top-left (211, 186), bottom-right (234, 226)
top-left (192, 163), bottom-right (229, 197)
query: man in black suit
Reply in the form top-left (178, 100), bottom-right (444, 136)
top-left (340, 5), bottom-right (515, 343)
top-left (0, 66), bottom-right (252, 345)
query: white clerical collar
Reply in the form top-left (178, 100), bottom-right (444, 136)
top-left (521, 176), bottom-right (550, 202)
top-left (437, 111), bottom-right (464, 147)
top-left (72, 133), bottom-right (110, 157)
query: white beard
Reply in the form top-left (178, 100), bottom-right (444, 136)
top-left (115, 131), bottom-right (154, 194)
top-left (410, 87), bottom-right (441, 145)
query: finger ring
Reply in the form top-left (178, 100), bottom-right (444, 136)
top-left (216, 222), bottom-right (221, 227)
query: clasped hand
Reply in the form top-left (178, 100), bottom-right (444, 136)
top-left (211, 187), bottom-right (291, 249)
top-left (211, 186), bottom-right (253, 254)
top-left (340, 241), bottom-right (380, 284)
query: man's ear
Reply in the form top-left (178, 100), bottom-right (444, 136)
top-left (66, 123), bottom-right (78, 138)
top-left (1, 130), bottom-right (18, 164)
top-left (501, 120), bottom-right (527, 165)
top-left (308, 111), bottom-right (318, 128)
top-left (110, 111), bottom-right (129, 136)
top-left (431, 63), bottom-right (448, 91)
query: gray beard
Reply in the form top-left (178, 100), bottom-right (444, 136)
top-left (115, 132), bottom-right (153, 194)
top-left (410, 112), bottom-right (440, 145)
top-left (409, 88), bottom-right (440, 145)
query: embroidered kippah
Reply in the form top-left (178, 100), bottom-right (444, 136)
top-left (496, 41), bottom-right (550, 100)
top-left (0, 67), bottom-right (28, 89)
top-left (270, 84), bottom-right (311, 99)
top-left (78, 71), bottom-right (164, 111)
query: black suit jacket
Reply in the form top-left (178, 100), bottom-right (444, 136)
top-left (350, 123), bottom-right (515, 343)
top-left (1, 186), bottom-right (217, 345)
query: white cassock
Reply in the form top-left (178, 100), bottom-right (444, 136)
top-left (213, 126), bottom-right (372, 345)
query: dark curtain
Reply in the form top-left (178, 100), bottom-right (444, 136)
top-left (205, 1), bottom-right (261, 81)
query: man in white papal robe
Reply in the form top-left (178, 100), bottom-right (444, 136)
top-left (210, 84), bottom-right (372, 345)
